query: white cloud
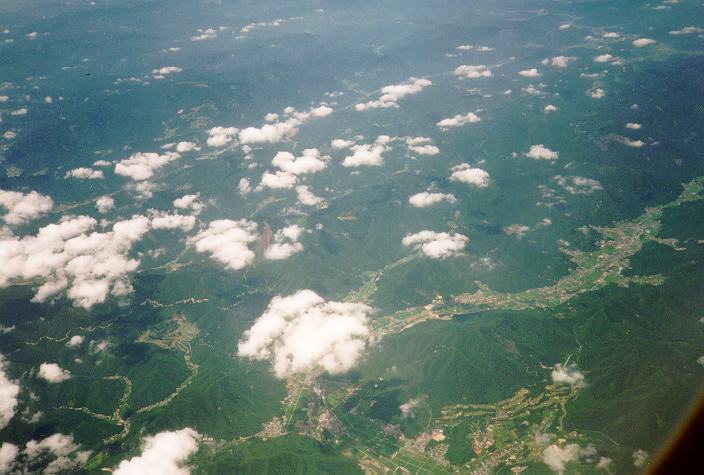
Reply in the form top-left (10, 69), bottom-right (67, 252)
top-left (271, 149), bottom-right (329, 175)
top-left (67, 335), bottom-right (84, 348)
top-left (296, 185), bottom-right (326, 208)
top-left (548, 56), bottom-right (575, 68)
top-left (504, 224), bottom-right (530, 238)
top-left (149, 210), bottom-right (196, 232)
top-left (152, 66), bottom-right (182, 79)
top-left (518, 68), bottom-right (541, 77)
top-left (593, 54), bottom-right (617, 63)
top-left (409, 192), bottom-right (457, 208)
top-left (264, 225), bottom-right (304, 261)
top-left (0, 355), bottom-right (19, 430)
top-left (64, 167), bottom-right (104, 180)
top-left (626, 122), bottom-right (642, 130)
top-left (114, 428), bottom-right (200, 475)
top-left (588, 87), bottom-right (605, 99)
top-left (0, 442), bottom-right (18, 473)
top-left (355, 77), bottom-right (432, 111)
top-left (342, 136), bottom-right (392, 168)
top-left (191, 28), bottom-right (217, 41)
top-left (670, 26), bottom-right (704, 35)
top-left (189, 219), bottom-right (258, 271)
top-left (93, 159), bottom-right (112, 167)
top-left (404, 137), bottom-right (439, 156)
top-left (259, 170), bottom-right (298, 190)
top-left (544, 105), bottom-right (559, 113)
top-left (399, 398), bottom-right (422, 418)
top-left (238, 290), bottom-right (373, 378)
top-left (239, 105), bottom-right (332, 144)
top-left (525, 144), bottom-right (559, 160)
top-left (551, 363), bottom-right (585, 387)
top-left (3, 131), bottom-right (16, 140)
top-left (115, 152), bottom-right (180, 181)
top-left (0, 214), bottom-right (150, 308)
top-left (175, 141), bottom-right (199, 153)
top-left (617, 136), bottom-right (645, 148)
top-left (437, 112), bottom-right (481, 129)
top-left (238, 178), bottom-right (252, 196)
top-left (96, 196), bottom-right (115, 214)
top-left (454, 65), bottom-right (492, 79)
top-left (331, 139), bottom-right (355, 149)
top-left (10, 108), bottom-right (27, 116)
top-left (173, 194), bottom-right (204, 214)
top-left (632, 449), bottom-right (649, 468)
top-left (206, 127), bottom-right (239, 148)
top-left (402, 230), bottom-right (468, 259)
top-left (552, 175), bottom-right (603, 195)
top-left (25, 433), bottom-right (91, 473)
top-left (602, 32), bottom-right (621, 39)
top-left (0, 189), bottom-right (53, 225)
top-left (542, 443), bottom-right (596, 473)
top-left (38, 363), bottom-right (71, 383)
top-left (449, 164), bottom-right (490, 187)
top-left (633, 38), bottom-right (656, 47)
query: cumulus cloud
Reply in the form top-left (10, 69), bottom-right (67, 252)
top-left (96, 196), bottom-right (115, 214)
top-left (409, 192), bottom-right (457, 208)
top-left (593, 54), bottom-right (618, 63)
top-left (38, 363), bottom-right (71, 383)
top-left (206, 126), bottom-right (239, 148)
top-left (191, 27), bottom-right (217, 41)
top-left (0, 190), bottom-right (53, 225)
top-left (115, 152), bottom-right (180, 181)
top-left (616, 136), bottom-right (645, 148)
top-left (588, 87), bottom-right (605, 99)
top-left (238, 178), bottom-right (252, 196)
top-left (544, 105), bottom-right (559, 113)
top-left (518, 68), bottom-right (541, 77)
top-left (625, 122), bottom-right (642, 130)
top-left (342, 136), bottom-right (392, 168)
top-left (355, 77), bottom-right (432, 111)
top-left (0, 214), bottom-right (150, 308)
top-left (525, 144), bottom-right (559, 160)
top-left (174, 141), bottom-right (199, 153)
top-left (504, 224), bottom-right (530, 239)
top-left (437, 112), bottom-right (481, 129)
top-left (93, 159), bottom-right (112, 167)
top-left (633, 38), bottom-right (656, 47)
top-left (25, 433), bottom-right (91, 473)
top-left (449, 164), bottom-right (490, 187)
top-left (271, 149), bottom-right (329, 175)
top-left (264, 225), bottom-right (304, 261)
top-left (551, 363), bottom-right (585, 387)
top-left (173, 194), bottom-right (204, 214)
top-left (238, 290), bottom-right (373, 378)
top-left (64, 168), bottom-right (104, 180)
top-left (239, 105), bottom-right (332, 144)
top-left (399, 398), bottom-right (422, 418)
top-left (0, 355), bottom-right (19, 430)
top-left (152, 66), bottom-right (182, 79)
top-left (189, 219), bottom-right (258, 271)
top-left (0, 442), bottom-right (18, 473)
top-left (149, 210), bottom-right (196, 232)
top-left (542, 443), bottom-right (596, 473)
top-left (67, 335), bottom-right (84, 348)
top-left (402, 230), bottom-right (468, 259)
top-left (670, 26), bottom-right (704, 35)
top-left (114, 428), bottom-right (200, 475)
top-left (454, 65), bottom-right (492, 78)
top-left (296, 185), bottom-right (326, 208)
top-left (404, 137), bottom-right (439, 156)
top-left (259, 170), bottom-right (298, 190)
top-left (547, 56), bottom-right (575, 68)
top-left (551, 175), bottom-right (603, 195)
top-left (331, 139), bottom-right (355, 149)
top-left (632, 449), bottom-right (649, 468)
